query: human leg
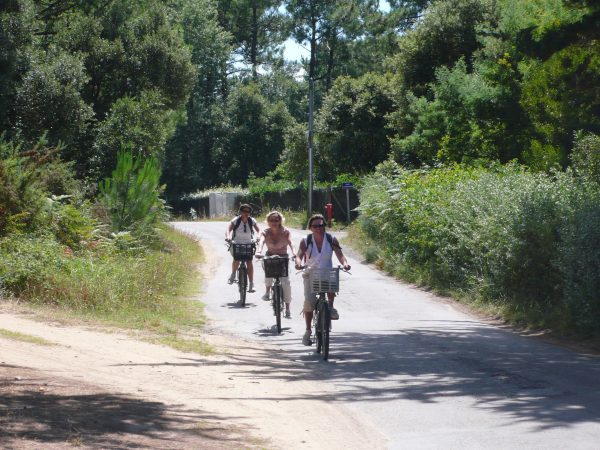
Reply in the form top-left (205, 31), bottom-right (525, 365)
top-left (247, 260), bottom-right (255, 292)
top-left (282, 276), bottom-right (292, 317)
top-left (327, 292), bottom-right (339, 320)
top-left (263, 277), bottom-right (273, 301)
top-left (229, 260), bottom-right (240, 283)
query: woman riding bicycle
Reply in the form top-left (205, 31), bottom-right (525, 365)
top-left (295, 214), bottom-right (350, 346)
top-left (225, 204), bottom-right (260, 293)
top-left (256, 210), bottom-right (296, 319)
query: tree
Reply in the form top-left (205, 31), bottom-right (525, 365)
top-left (99, 148), bottom-right (164, 234)
top-left (93, 89), bottom-right (181, 178)
top-left (162, 0), bottom-right (232, 200)
top-left (216, 82), bottom-right (293, 185)
top-left (217, 0), bottom-right (287, 79)
top-left (387, 0), bottom-right (498, 96)
top-left (316, 72), bottom-right (395, 177)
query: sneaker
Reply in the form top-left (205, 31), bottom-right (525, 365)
top-left (248, 282), bottom-right (255, 293)
top-left (227, 273), bottom-right (235, 284)
top-left (330, 307), bottom-right (339, 320)
top-left (285, 310), bottom-right (291, 319)
top-left (302, 330), bottom-right (312, 346)
top-left (261, 293), bottom-right (270, 301)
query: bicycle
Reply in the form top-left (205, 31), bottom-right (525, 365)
top-left (306, 266), bottom-right (349, 360)
top-left (227, 240), bottom-right (257, 307)
top-left (259, 254), bottom-right (292, 334)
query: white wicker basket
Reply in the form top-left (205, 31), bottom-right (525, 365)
top-left (309, 268), bottom-right (339, 294)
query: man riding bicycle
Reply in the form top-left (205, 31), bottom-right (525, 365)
top-left (225, 204), bottom-right (260, 292)
top-left (295, 214), bottom-right (351, 346)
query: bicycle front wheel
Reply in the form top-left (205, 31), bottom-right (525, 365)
top-left (238, 264), bottom-right (247, 307)
top-left (319, 302), bottom-right (330, 360)
top-left (273, 283), bottom-right (282, 333)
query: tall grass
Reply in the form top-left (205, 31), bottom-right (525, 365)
top-left (358, 161), bottom-right (600, 337)
top-left (1, 226), bottom-right (209, 350)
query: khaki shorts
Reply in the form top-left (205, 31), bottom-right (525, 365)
top-left (302, 273), bottom-right (335, 312)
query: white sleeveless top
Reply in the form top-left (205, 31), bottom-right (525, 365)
top-left (231, 217), bottom-right (254, 243)
top-left (303, 235), bottom-right (333, 270)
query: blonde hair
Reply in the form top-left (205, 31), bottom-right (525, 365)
top-left (266, 210), bottom-right (285, 227)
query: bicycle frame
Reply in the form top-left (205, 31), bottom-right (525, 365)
top-left (261, 255), bottom-right (291, 334)
top-left (228, 241), bottom-right (256, 307)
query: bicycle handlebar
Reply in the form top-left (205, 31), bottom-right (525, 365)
top-left (296, 264), bottom-right (352, 275)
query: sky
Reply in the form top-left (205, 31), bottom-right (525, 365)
top-left (282, 0), bottom-right (391, 61)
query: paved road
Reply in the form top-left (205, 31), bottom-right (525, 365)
top-left (173, 221), bottom-right (600, 449)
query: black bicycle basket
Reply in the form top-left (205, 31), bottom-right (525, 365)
top-left (232, 243), bottom-right (255, 261)
top-left (263, 256), bottom-right (289, 278)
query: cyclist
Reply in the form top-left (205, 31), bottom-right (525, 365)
top-left (255, 210), bottom-right (296, 319)
top-left (295, 214), bottom-right (351, 346)
top-left (225, 204), bottom-right (260, 292)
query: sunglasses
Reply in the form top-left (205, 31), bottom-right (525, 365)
top-left (311, 223), bottom-right (325, 228)
top-left (268, 219), bottom-right (281, 222)
top-left (241, 209), bottom-right (251, 213)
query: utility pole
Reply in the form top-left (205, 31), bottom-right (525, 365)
top-left (307, 76), bottom-right (315, 218)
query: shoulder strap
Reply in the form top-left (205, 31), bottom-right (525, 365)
top-left (306, 233), bottom-right (334, 259)
top-left (233, 216), bottom-right (254, 239)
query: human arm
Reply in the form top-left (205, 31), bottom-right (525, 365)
top-left (225, 221), bottom-right (234, 241)
top-left (286, 230), bottom-right (296, 257)
top-left (255, 230), bottom-right (266, 258)
top-left (295, 238), bottom-right (306, 269)
top-left (332, 237), bottom-right (351, 271)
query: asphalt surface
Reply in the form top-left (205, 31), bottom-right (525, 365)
top-left (172, 221), bottom-right (600, 450)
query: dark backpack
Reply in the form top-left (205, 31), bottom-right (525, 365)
top-left (232, 216), bottom-right (255, 239)
top-left (305, 232), bottom-right (335, 259)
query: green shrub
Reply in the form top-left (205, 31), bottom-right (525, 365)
top-left (0, 233), bottom-right (67, 294)
top-left (358, 162), bottom-right (600, 335)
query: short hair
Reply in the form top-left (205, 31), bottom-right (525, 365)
top-left (306, 213), bottom-right (326, 229)
top-left (238, 204), bottom-right (253, 213)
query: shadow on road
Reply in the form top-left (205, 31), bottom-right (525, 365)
top-left (204, 322), bottom-right (600, 430)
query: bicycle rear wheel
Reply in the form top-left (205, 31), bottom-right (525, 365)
top-left (238, 264), bottom-right (247, 307)
top-left (273, 283), bottom-right (282, 333)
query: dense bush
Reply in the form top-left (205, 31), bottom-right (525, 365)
top-left (359, 161), bottom-right (600, 336)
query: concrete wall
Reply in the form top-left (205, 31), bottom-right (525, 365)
top-left (208, 193), bottom-right (240, 218)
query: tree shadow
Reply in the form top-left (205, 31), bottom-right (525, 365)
top-left (209, 322), bottom-right (600, 430)
top-left (0, 378), bottom-right (251, 448)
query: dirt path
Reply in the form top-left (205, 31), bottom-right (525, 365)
top-left (0, 304), bottom-right (384, 449)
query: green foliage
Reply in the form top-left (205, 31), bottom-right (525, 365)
top-left (99, 149), bottom-right (165, 235)
top-left (571, 131), bottom-right (600, 183)
top-left (246, 171), bottom-right (298, 195)
top-left (387, 0), bottom-right (498, 95)
top-left (93, 90), bottom-right (181, 177)
top-left (215, 82), bottom-right (295, 186)
top-left (391, 58), bottom-right (526, 165)
top-left (520, 41), bottom-right (600, 158)
top-left (522, 139), bottom-right (562, 172)
top-left (0, 225), bottom-right (207, 343)
top-left (316, 73), bottom-right (395, 178)
top-left (0, 233), bottom-right (66, 294)
top-left (13, 50), bottom-right (93, 149)
top-left (359, 162), bottom-right (600, 336)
